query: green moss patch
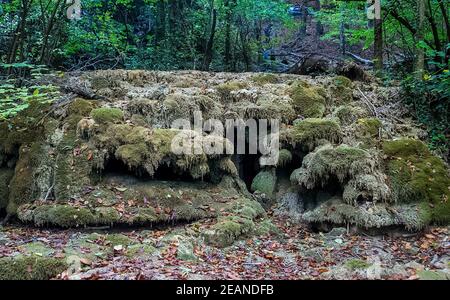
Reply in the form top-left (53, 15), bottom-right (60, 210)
top-left (68, 99), bottom-right (94, 116)
top-left (332, 105), bottom-right (369, 126)
top-left (286, 118), bottom-right (342, 151)
top-left (303, 198), bottom-right (430, 230)
top-left (329, 76), bottom-right (353, 105)
top-left (357, 118), bottom-right (382, 137)
top-left (252, 73), bottom-right (279, 85)
top-left (0, 256), bottom-right (67, 280)
top-left (291, 144), bottom-right (391, 205)
top-left (383, 139), bottom-right (450, 224)
top-left (345, 259), bottom-right (371, 270)
top-left (290, 81), bottom-right (327, 118)
top-left (251, 170), bottom-right (277, 199)
top-left (90, 107), bottom-right (124, 124)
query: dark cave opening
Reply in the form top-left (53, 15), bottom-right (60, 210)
top-left (0, 208), bottom-right (6, 222)
top-left (303, 175), bottom-right (344, 211)
top-left (234, 154), bottom-right (260, 190)
top-left (96, 157), bottom-right (207, 183)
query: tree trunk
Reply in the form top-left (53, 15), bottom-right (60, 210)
top-left (425, 0), bottom-right (442, 54)
top-left (8, 0), bottom-right (33, 64)
top-left (374, 0), bottom-right (383, 72)
top-left (415, 0), bottom-right (425, 80)
top-left (39, 0), bottom-right (64, 64)
top-left (202, 1), bottom-right (217, 71)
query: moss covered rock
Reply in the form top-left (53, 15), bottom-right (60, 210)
top-left (303, 197), bottom-right (430, 230)
top-left (290, 81), bottom-right (327, 118)
top-left (0, 256), bottom-right (67, 280)
top-left (252, 73), bottom-right (279, 85)
top-left (291, 144), bottom-right (391, 205)
top-left (216, 81), bottom-right (248, 101)
top-left (90, 107), bottom-right (124, 124)
top-left (251, 169), bottom-right (277, 199)
top-left (286, 118), bottom-right (342, 151)
top-left (329, 76), bottom-right (353, 104)
top-left (332, 105), bottom-right (369, 126)
top-left (383, 139), bottom-right (450, 224)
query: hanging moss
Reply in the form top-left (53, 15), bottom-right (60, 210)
top-left (303, 198), bottom-right (430, 230)
top-left (290, 144), bottom-right (382, 197)
top-left (7, 143), bottom-right (49, 214)
top-left (90, 107), bottom-right (124, 124)
top-left (277, 149), bottom-right (293, 168)
top-left (1, 101), bottom-right (49, 155)
top-left (216, 81), bottom-right (248, 101)
top-left (231, 97), bottom-right (296, 123)
top-left (0, 256), bottom-right (67, 280)
top-left (287, 118), bottom-right (342, 151)
top-left (383, 139), bottom-right (450, 224)
top-left (289, 81), bottom-right (327, 118)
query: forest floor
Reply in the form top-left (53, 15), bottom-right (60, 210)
top-left (1, 212), bottom-right (449, 280)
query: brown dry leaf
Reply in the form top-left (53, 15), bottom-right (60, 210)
top-left (87, 151), bottom-right (93, 161)
top-left (80, 258), bottom-right (92, 266)
top-left (420, 242), bottom-right (429, 250)
top-left (424, 234), bottom-right (435, 239)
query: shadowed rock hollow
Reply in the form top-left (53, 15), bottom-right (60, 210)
top-left (0, 70), bottom-right (449, 248)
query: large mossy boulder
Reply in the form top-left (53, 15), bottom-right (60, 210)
top-left (294, 138), bottom-right (450, 230)
top-left (1, 70), bottom-right (448, 235)
top-left (383, 139), bottom-right (450, 224)
top-left (283, 118), bottom-right (342, 151)
top-left (289, 81), bottom-right (327, 118)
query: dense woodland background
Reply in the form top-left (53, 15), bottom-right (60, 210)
top-left (0, 0), bottom-right (449, 155)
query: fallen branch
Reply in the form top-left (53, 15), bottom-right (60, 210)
top-left (347, 52), bottom-right (374, 66)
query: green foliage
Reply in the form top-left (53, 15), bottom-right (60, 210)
top-left (402, 66), bottom-right (450, 154)
top-left (0, 65), bottom-right (59, 120)
top-left (0, 0), bottom-right (293, 72)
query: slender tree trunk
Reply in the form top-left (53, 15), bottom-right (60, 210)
top-left (202, 1), bottom-right (217, 71)
top-left (8, 0), bottom-right (33, 64)
top-left (224, 0), bottom-right (233, 70)
top-left (39, 0), bottom-right (64, 64)
top-left (415, 0), bottom-right (425, 79)
top-left (374, 0), bottom-right (383, 72)
top-left (437, 0), bottom-right (450, 63)
top-left (425, 0), bottom-right (442, 53)
top-left (437, 0), bottom-right (450, 43)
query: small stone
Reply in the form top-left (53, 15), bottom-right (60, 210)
top-left (327, 227), bottom-right (347, 237)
